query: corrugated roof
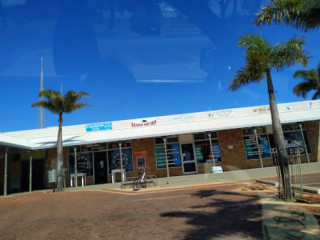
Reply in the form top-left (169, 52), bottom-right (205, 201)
top-left (2, 100), bottom-right (320, 150)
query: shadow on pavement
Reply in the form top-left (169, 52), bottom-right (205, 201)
top-left (161, 189), bottom-right (262, 239)
top-left (162, 187), bottom-right (320, 239)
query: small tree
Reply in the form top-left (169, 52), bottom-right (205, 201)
top-left (31, 89), bottom-right (90, 191)
top-left (255, 0), bottom-right (320, 31)
top-left (229, 34), bottom-right (309, 201)
top-left (293, 61), bottom-right (320, 99)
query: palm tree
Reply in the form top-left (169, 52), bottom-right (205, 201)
top-left (31, 89), bottom-right (90, 191)
top-left (255, 0), bottom-right (320, 31)
top-left (229, 34), bottom-right (309, 201)
top-left (293, 61), bottom-right (320, 99)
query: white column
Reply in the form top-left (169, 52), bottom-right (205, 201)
top-left (29, 151), bottom-right (33, 192)
top-left (92, 150), bottom-right (95, 185)
top-left (299, 123), bottom-right (310, 163)
top-left (73, 146), bottom-right (78, 187)
top-left (163, 137), bottom-right (169, 184)
top-left (207, 132), bottom-right (215, 168)
top-left (119, 142), bottom-right (123, 183)
top-left (4, 147), bottom-right (8, 196)
top-left (253, 128), bottom-right (263, 168)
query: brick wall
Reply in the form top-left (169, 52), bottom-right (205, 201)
top-left (107, 138), bottom-right (182, 182)
top-left (217, 129), bottom-right (274, 171)
top-left (305, 120), bottom-right (320, 163)
top-left (131, 138), bottom-right (183, 178)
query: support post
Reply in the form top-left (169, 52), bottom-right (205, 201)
top-left (207, 132), bottom-right (215, 168)
top-left (163, 137), bottom-right (169, 184)
top-left (92, 149), bottom-right (95, 185)
top-left (119, 142), bottom-right (123, 183)
top-left (253, 127), bottom-right (264, 168)
top-left (73, 146), bottom-right (78, 187)
top-left (29, 151), bottom-right (33, 192)
top-left (298, 123), bottom-right (310, 163)
top-left (4, 147), bottom-right (8, 196)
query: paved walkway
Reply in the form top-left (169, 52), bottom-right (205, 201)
top-left (299, 173), bottom-right (320, 188)
top-left (1, 180), bottom-right (320, 240)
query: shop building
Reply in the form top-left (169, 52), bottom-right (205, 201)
top-left (1, 100), bottom-right (320, 195)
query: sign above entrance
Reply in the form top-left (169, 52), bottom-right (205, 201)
top-left (86, 122), bottom-right (112, 132)
top-left (131, 119), bottom-right (156, 127)
top-left (208, 109), bottom-right (234, 119)
top-left (171, 114), bottom-right (195, 122)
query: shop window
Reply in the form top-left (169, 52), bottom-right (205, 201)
top-left (242, 126), bottom-right (266, 136)
top-left (194, 132), bottom-right (222, 164)
top-left (243, 123), bottom-right (311, 160)
top-left (108, 141), bottom-right (131, 149)
top-left (268, 123), bottom-right (311, 155)
top-left (155, 144), bottom-right (181, 169)
top-left (69, 152), bottom-right (93, 176)
top-left (243, 134), bottom-right (271, 160)
top-left (108, 148), bottom-right (133, 173)
top-left (155, 136), bottom-right (179, 144)
top-left (155, 136), bottom-right (181, 169)
top-left (194, 132), bottom-right (217, 140)
top-left (93, 143), bottom-right (107, 151)
top-left (69, 146), bottom-right (80, 153)
top-left (107, 141), bottom-right (133, 173)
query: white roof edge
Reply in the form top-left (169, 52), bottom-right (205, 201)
top-left (1, 99), bottom-right (320, 150)
top-left (0, 133), bottom-right (32, 150)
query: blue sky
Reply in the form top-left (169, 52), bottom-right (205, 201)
top-left (0, 0), bottom-right (319, 132)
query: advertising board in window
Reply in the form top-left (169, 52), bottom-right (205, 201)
top-left (156, 144), bottom-right (181, 169)
top-left (195, 140), bottom-right (222, 164)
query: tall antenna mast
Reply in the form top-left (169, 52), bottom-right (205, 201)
top-left (37, 57), bottom-right (45, 129)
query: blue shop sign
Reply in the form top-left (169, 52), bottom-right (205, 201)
top-left (86, 122), bottom-right (112, 132)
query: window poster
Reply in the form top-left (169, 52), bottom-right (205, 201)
top-left (156, 144), bottom-right (181, 168)
top-left (108, 149), bottom-right (133, 173)
top-left (195, 140), bottom-right (222, 164)
top-left (69, 153), bottom-right (93, 176)
top-left (284, 131), bottom-right (311, 155)
top-left (244, 135), bottom-right (271, 160)
top-left (268, 131), bottom-right (311, 155)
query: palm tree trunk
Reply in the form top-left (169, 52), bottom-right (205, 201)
top-left (56, 112), bottom-right (64, 191)
top-left (266, 69), bottom-right (292, 201)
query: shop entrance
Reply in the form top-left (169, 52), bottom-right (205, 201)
top-left (94, 152), bottom-right (108, 184)
top-left (181, 143), bottom-right (197, 174)
top-left (21, 159), bottom-right (46, 192)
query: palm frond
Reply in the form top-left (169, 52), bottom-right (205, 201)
top-left (63, 91), bottom-right (90, 112)
top-left (293, 70), bottom-right (311, 80)
top-left (31, 100), bottom-right (60, 114)
top-left (32, 89), bottom-right (91, 115)
top-left (228, 66), bottom-right (265, 91)
top-left (293, 82), bottom-right (314, 98)
top-left (292, 61), bottom-right (320, 99)
top-left (65, 102), bottom-right (92, 113)
top-left (255, 0), bottom-right (320, 30)
top-left (272, 37), bottom-right (309, 69)
top-left (293, 69), bottom-right (317, 82)
top-left (238, 34), bottom-right (269, 56)
top-left (39, 89), bottom-right (54, 99)
top-left (312, 91), bottom-right (320, 100)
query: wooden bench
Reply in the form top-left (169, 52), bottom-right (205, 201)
top-left (121, 175), bottom-right (157, 189)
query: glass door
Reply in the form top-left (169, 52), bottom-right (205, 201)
top-left (94, 152), bottom-right (108, 184)
top-left (181, 143), bottom-right (197, 174)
